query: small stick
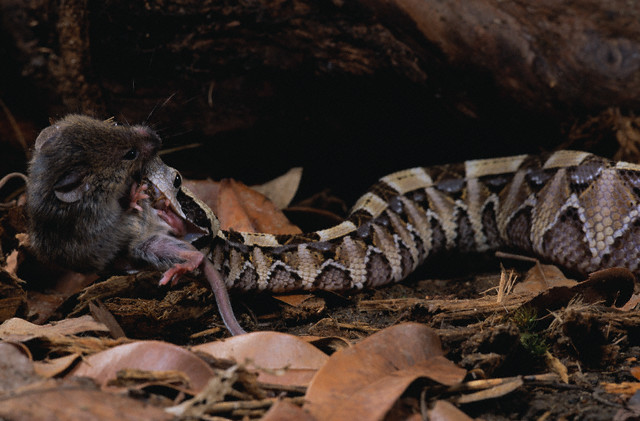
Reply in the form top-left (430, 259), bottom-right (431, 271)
top-left (0, 172), bottom-right (28, 209)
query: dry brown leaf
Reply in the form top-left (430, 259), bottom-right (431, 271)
top-left (181, 177), bottom-right (220, 210)
top-left (194, 331), bottom-right (328, 387)
top-left (304, 322), bottom-right (466, 421)
top-left (602, 382), bottom-right (640, 396)
top-left (165, 365), bottom-right (239, 417)
top-left (525, 267), bottom-right (635, 313)
top-left (69, 340), bottom-right (216, 394)
top-left (300, 336), bottom-right (351, 355)
top-left (0, 342), bottom-right (41, 393)
top-left (428, 400), bottom-right (474, 421)
top-left (0, 315), bottom-right (109, 342)
top-left (513, 264), bottom-right (576, 295)
top-left (545, 351), bottom-right (569, 384)
top-left (89, 300), bottom-right (126, 338)
top-left (0, 385), bottom-right (173, 421)
top-left (631, 366), bottom-right (640, 381)
top-left (3, 249), bottom-right (19, 276)
top-left (262, 399), bottom-right (316, 421)
top-left (33, 353), bottom-right (82, 378)
top-left (0, 269), bottom-right (26, 322)
top-left (184, 178), bottom-right (301, 234)
top-left (456, 377), bottom-right (523, 404)
top-left (273, 293), bottom-right (316, 307)
top-left (251, 167), bottom-right (303, 210)
top-left (621, 293), bottom-right (640, 311)
top-left (218, 178), bottom-right (302, 234)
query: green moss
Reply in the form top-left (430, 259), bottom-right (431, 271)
top-left (511, 306), bottom-right (549, 357)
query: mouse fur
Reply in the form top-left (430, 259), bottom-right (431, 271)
top-left (26, 114), bottom-right (161, 272)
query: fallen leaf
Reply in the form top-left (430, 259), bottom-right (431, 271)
top-left (304, 322), bottom-right (466, 421)
top-left (0, 342), bottom-right (41, 392)
top-left (631, 366), bottom-right (640, 381)
top-left (0, 269), bottom-right (26, 322)
top-left (621, 293), bottom-right (640, 312)
top-left (165, 365), bottom-right (239, 417)
top-left (273, 293), bottom-right (316, 307)
top-left (456, 377), bottom-right (523, 404)
top-left (262, 399), bottom-right (316, 421)
top-left (514, 264), bottom-right (576, 295)
top-left (525, 267), bottom-right (635, 313)
top-left (577, 268), bottom-right (635, 307)
top-left (428, 400), bottom-right (474, 421)
top-left (218, 178), bottom-right (302, 234)
top-left (33, 353), bottom-right (82, 378)
top-left (0, 315), bottom-right (109, 342)
top-left (613, 390), bottom-right (640, 420)
top-left (545, 351), bottom-right (569, 384)
top-left (69, 340), bottom-right (216, 394)
top-left (602, 382), bottom-right (640, 396)
top-left (3, 249), bottom-right (19, 276)
top-left (194, 331), bottom-right (329, 387)
top-left (0, 383), bottom-right (173, 421)
top-left (184, 178), bottom-right (302, 234)
top-left (300, 336), bottom-right (351, 355)
top-left (251, 167), bottom-right (303, 210)
top-left (89, 300), bottom-right (126, 338)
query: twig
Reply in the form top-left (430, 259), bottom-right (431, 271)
top-left (257, 382), bottom-right (307, 394)
top-left (0, 98), bottom-right (28, 154)
top-left (207, 396), bottom-right (306, 414)
top-left (0, 172), bottom-right (28, 209)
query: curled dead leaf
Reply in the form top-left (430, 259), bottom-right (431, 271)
top-left (304, 322), bottom-right (466, 421)
top-left (194, 331), bottom-right (329, 387)
top-left (0, 384), bottom-right (173, 421)
top-left (33, 353), bottom-right (82, 378)
top-left (183, 178), bottom-right (301, 234)
top-left (513, 264), bottom-right (576, 295)
top-left (524, 267), bottom-right (635, 314)
top-left (262, 399), bottom-right (316, 421)
top-left (251, 167), bottom-right (303, 210)
top-left (69, 340), bottom-right (216, 394)
top-left (0, 269), bottom-right (26, 322)
top-left (455, 377), bottom-right (523, 404)
top-left (0, 315), bottom-right (109, 342)
top-left (0, 342), bottom-right (41, 393)
top-left (428, 400), bottom-right (474, 421)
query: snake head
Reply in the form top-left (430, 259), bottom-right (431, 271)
top-left (144, 156), bottom-right (219, 249)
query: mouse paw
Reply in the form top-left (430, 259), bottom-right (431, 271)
top-left (129, 182), bottom-right (150, 212)
top-left (158, 250), bottom-right (204, 286)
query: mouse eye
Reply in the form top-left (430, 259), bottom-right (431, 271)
top-left (123, 148), bottom-right (139, 160)
top-left (173, 172), bottom-right (182, 189)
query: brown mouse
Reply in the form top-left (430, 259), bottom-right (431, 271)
top-left (26, 114), bottom-right (162, 272)
top-left (26, 115), bottom-right (246, 335)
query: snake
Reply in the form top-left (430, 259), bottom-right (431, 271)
top-left (148, 150), bottom-right (640, 293)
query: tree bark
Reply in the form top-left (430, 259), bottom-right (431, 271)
top-left (2, 0), bottom-right (640, 193)
top-left (362, 0), bottom-right (640, 111)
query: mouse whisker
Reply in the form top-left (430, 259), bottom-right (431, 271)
top-left (145, 93), bottom-right (177, 125)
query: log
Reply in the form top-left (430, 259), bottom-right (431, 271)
top-left (361, 0), bottom-right (640, 111)
top-left (2, 0), bottom-right (640, 194)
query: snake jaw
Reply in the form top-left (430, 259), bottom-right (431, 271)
top-left (144, 165), bottom-right (211, 243)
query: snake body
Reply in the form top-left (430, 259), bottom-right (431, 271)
top-left (186, 150), bottom-right (640, 292)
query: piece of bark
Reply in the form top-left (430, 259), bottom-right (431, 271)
top-left (3, 0), bottom-right (640, 135)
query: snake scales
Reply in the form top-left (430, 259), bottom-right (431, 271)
top-left (157, 150), bottom-right (640, 293)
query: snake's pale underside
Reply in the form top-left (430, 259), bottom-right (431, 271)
top-left (202, 150), bottom-right (640, 292)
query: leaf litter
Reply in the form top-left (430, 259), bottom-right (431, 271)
top-left (0, 167), bottom-right (639, 419)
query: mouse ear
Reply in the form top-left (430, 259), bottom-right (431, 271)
top-left (53, 171), bottom-right (89, 203)
top-left (35, 125), bottom-right (61, 151)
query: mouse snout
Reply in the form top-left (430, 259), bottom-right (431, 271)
top-left (134, 126), bottom-right (162, 158)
